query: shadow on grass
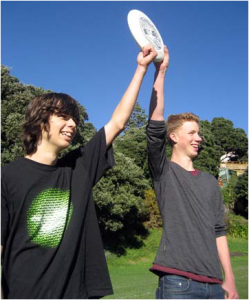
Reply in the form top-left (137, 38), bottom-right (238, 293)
top-left (99, 216), bottom-right (150, 256)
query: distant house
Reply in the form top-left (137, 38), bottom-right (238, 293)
top-left (218, 168), bottom-right (236, 188)
top-left (218, 152), bottom-right (248, 187)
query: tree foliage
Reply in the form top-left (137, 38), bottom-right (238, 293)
top-left (1, 65), bottom-right (90, 164)
top-left (125, 102), bottom-right (148, 131)
top-left (115, 103), bottom-right (149, 176)
top-left (211, 117), bottom-right (248, 161)
top-left (143, 189), bottom-right (162, 229)
top-left (93, 152), bottom-right (150, 254)
top-left (234, 169), bottom-right (248, 218)
top-left (2, 65), bottom-right (248, 253)
top-left (194, 120), bottom-right (221, 177)
top-left (2, 66), bottom-right (49, 165)
top-left (221, 174), bottom-right (238, 210)
top-left (115, 126), bottom-right (149, 178)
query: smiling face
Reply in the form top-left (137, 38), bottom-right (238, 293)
top-left (41, 113), bottom-right (77, 153)
top-left (170, 121), bottom-right (202, 159)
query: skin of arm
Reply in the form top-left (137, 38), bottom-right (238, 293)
top-left (104, 44), bottom-right (157, 147)
top-left (149, 45), bottom-right (170, 121)
top-left (216, 236), bottom-right (239, 299)
top-left (0, 246), bottom-right (3, 300)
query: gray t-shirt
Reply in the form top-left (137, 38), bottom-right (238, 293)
top-left (146, 120), bottom-right (226, 280)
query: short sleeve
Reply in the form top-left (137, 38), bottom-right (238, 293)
top-left (81, 127), bottom-right (115, 186)
top-left (146, 120), bottom-right (168, 180)
top-left (1, 177), bottom-right (10, 247)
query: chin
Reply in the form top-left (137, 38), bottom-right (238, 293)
top-left (59, 142), bottom-right (71, 151)
top-left (189, 151), bottom-right (198, 159)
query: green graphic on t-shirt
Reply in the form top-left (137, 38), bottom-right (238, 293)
top-left (27, 188), bottom-right (73, 248)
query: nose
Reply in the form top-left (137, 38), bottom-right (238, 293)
top-left (196, 133), bottom-right (202, 142)
top-left (67, 118), bottom-right (76, 128)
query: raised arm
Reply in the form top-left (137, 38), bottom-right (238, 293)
top-left (104, 44), bottom-right (157, 147)
top-left (149, 46), bottom-right (169, 121)
top-left (0, 245), bottom-right (3, 300)
top-left (216, 236), bottom-right (239, 299)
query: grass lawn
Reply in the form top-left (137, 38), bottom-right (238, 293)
top-left (104, 229), bottom-right (248, 299)
top-left (0, 230), bottom-right (249, 300)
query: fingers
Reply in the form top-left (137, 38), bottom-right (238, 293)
top-left (227, 291), bottom-right (239, 299)
top-left (153, 44), bottom-right (169, 73)
top-left (142, 44), bottom-right (157, 59)
top-left (137, 44), bottom-right (157, 68)
top-left (164, 45), bottom-right (169, 54)
top-left (163, 45), bottom-right (169, 62)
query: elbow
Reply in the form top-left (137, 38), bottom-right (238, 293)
top-left (117, 122), bottom-right (126, 133)
top-left (113, 118), bottom-right (126, 133)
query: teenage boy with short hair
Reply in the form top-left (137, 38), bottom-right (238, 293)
top-left (146, 46), bottom-right (239, 299)
top-left (1, 45), bottom-right (157, 299)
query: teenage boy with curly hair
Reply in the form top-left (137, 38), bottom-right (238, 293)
top-left (1, 45), bottom-right (157, 299)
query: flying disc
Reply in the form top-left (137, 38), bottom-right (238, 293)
top-left (127, 9), bottom-right (164, 62)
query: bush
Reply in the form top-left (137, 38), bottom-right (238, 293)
top-left (224, 212), bottom-right (248, 239)
top-left (144, 189), bottom-right (162, 229)
top-left (220, 175), bottom-right (238, 210)
top-left (234, 169), bottom-right (248, 218)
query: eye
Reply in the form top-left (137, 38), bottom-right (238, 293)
top-left (57, 114), bottom-right (70, 120)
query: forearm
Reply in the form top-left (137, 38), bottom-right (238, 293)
top-left (149, 70), bottom-right (166, 120)
top-left (105, 44), bottom-right (157, 146)
top-left (216, 235), bottom-right (234, 280)
top-left (149, 45), bottom-right (169, 121)
top-left (216, 235), bottom-right (239, 298)
top-left (104, 65), bottom-right (147, 146)
top-left (111, 65), bottom-right (147, 130)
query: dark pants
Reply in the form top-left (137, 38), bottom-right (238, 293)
top-left (156, 275), bottom-right (225, 299)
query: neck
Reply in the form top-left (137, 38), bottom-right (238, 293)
top-left (171, 152), bottom-right (195, 171)
top-left (25, 144), bottom-right (59, 166)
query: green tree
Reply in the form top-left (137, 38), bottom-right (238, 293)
top-left (211, 117), bottom-right (248, 161)
top-left (115, 127), bottom-right (149, 176)
top-left (125, 102), bottom-right (147, 131)
top-left (232, 128), bottom-right (248, 162)
top-left (115, 102), bottom-right (155, 181)
top-left (239, 150), bottom-right (249, 162)
top-left (1, 65), bottom-right (89, 164)
top-left (234, 169), bottom-right (248, 218)
top-left (93, 152), bottom-right (150, 254)
top-left (144, 189), bottom-right (162, 229)
top-left (221, 174), bottom-right (238, 210)
top-left (194, 120), bottom-right (221, 177)
top-left (1, 66), bottom-right (50, 165)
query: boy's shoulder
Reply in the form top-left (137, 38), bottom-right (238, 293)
top-left (198, 169), bottom-right (217, 181)
top-left (2, 157), bottom-right (22, 173)
top-left (198, 169), bottom-right (220, 190)
top-left (2, 158), bottom-right (25, 181)
top-left (58, 147), bottom-right (83, 167)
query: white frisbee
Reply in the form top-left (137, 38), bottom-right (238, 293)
top-left (127, 9), bottom-right (164, 62)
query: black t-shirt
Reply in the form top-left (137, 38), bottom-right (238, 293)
top-left (1, 128), bottom-right (115, 299)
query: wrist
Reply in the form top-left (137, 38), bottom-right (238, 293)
top-left (155, 68), bottom-right (167, 78)
top-left (224, 273), bottom-right (235, 282)
top-left (136, 64), bottom-right (147, 75)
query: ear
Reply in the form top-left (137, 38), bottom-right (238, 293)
top-left (169, 132), bottom-right (178, 144)
top-left (41, 122), bottom-right (50, 133)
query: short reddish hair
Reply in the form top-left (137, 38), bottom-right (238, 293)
top-left (166, 112), bottom-right (199, 146)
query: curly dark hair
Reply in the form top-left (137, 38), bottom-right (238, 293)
top-left (21, 93), bottom-right (80, 155)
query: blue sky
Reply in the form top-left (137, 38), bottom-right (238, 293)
top-left (2, 1), bottom-right (248, 134)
